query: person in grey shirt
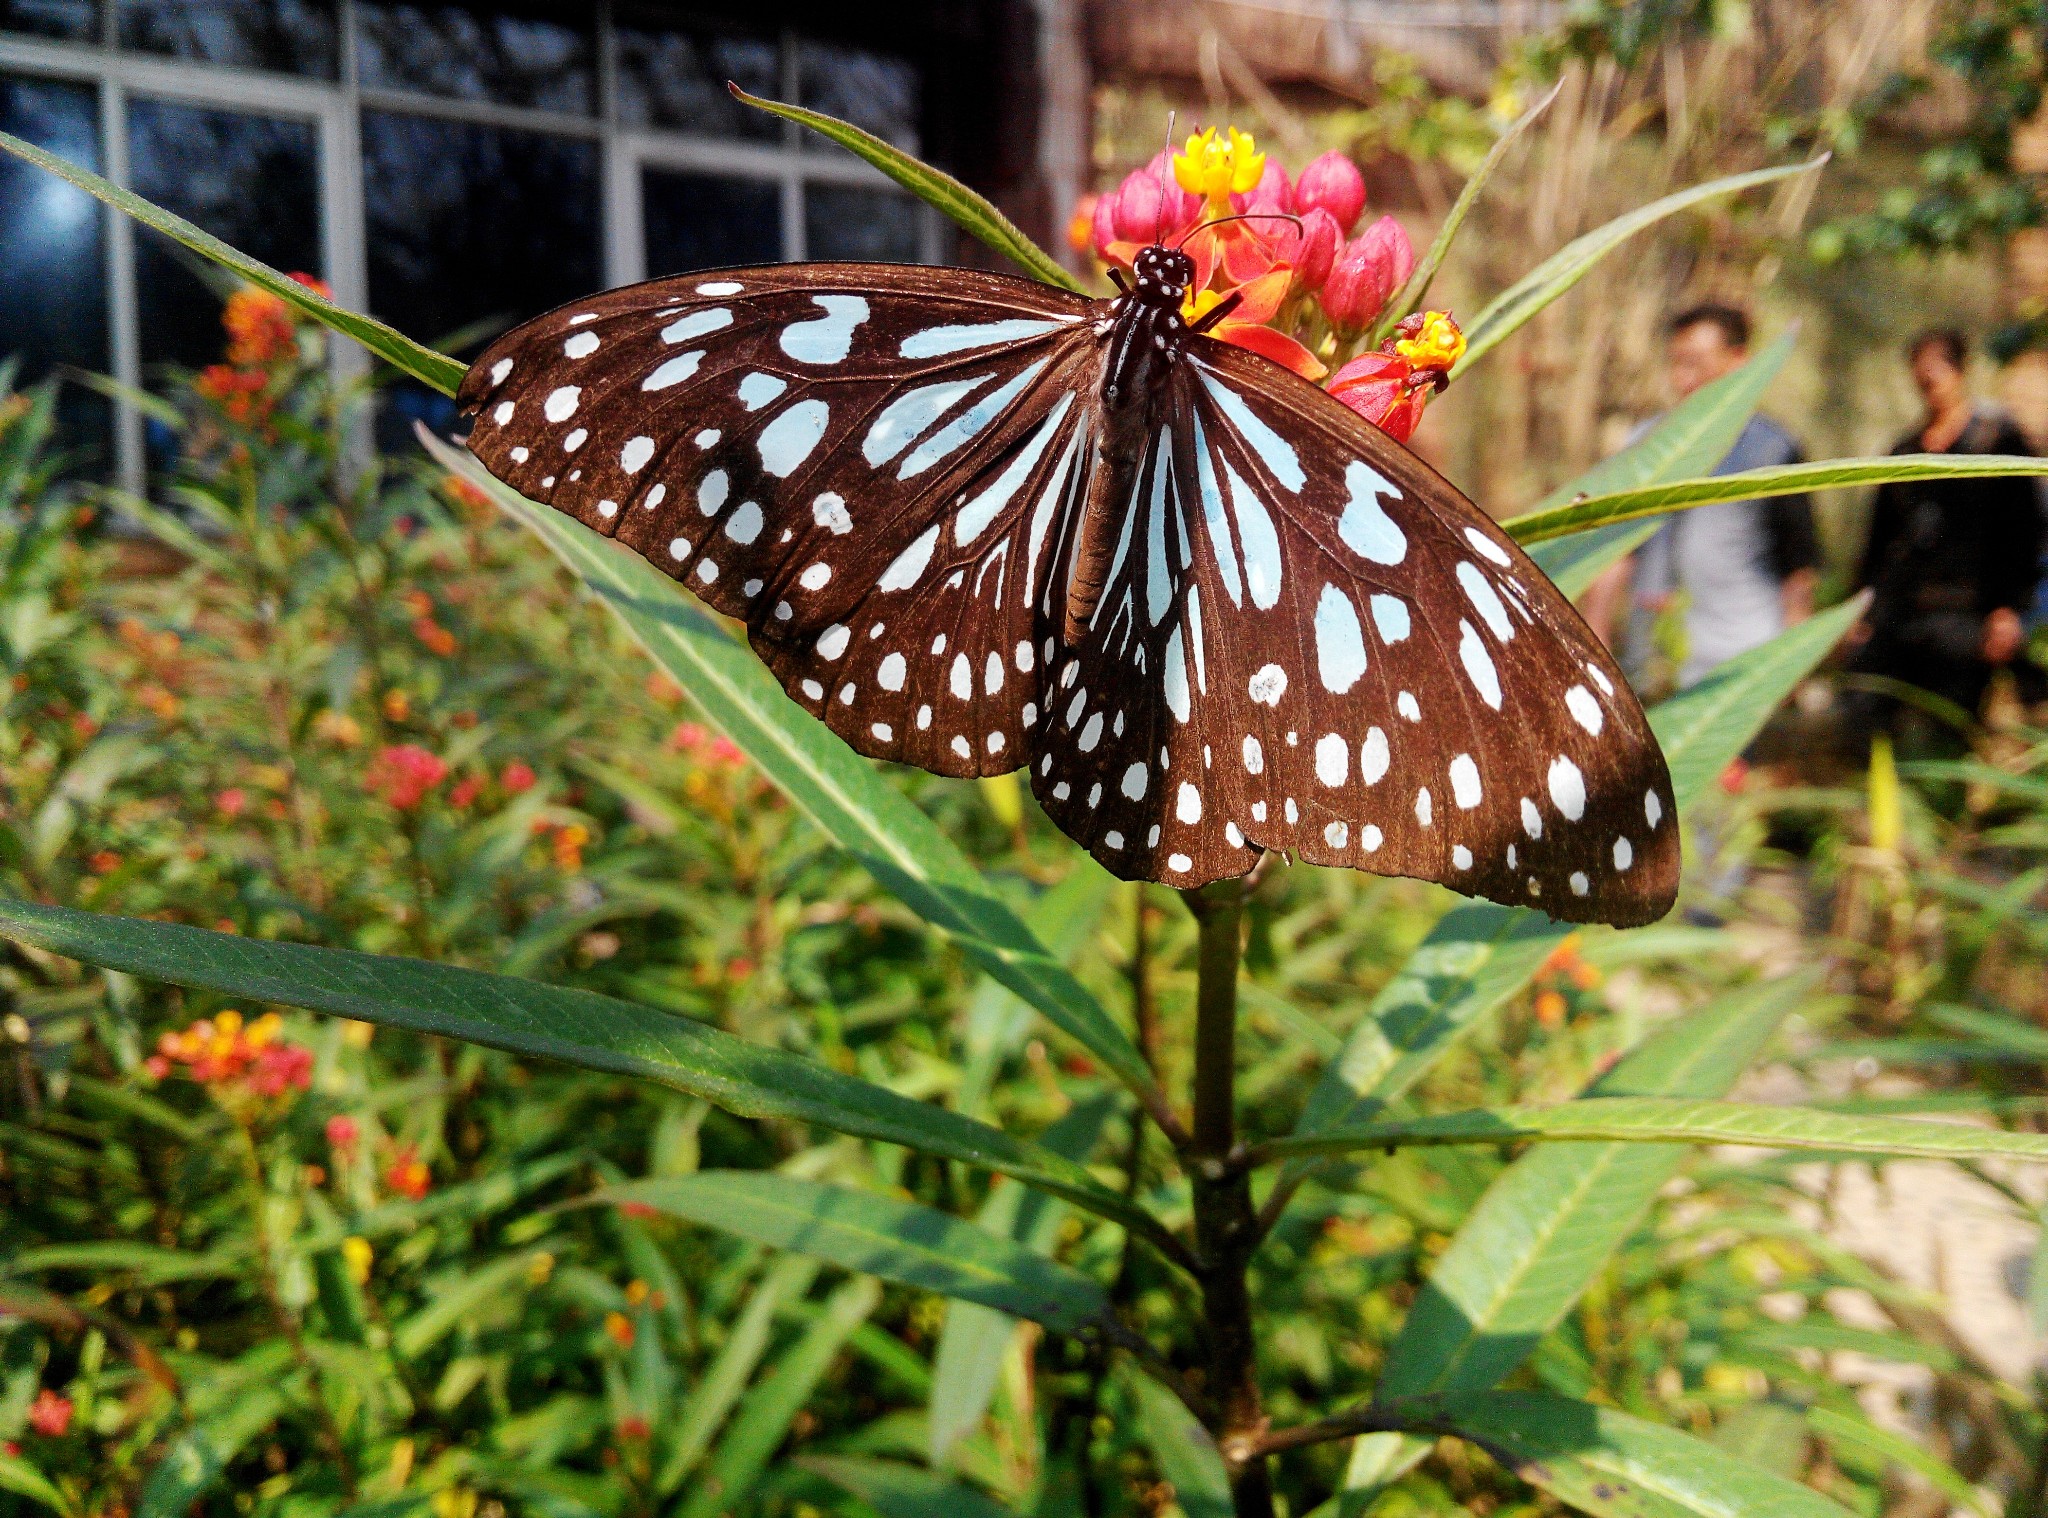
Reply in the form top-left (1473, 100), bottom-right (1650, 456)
top-left (1584, 305), bottom-right (1818, 689)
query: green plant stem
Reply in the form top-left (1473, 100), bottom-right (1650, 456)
top-left (1183, 880), bottom-right (1271, 1518)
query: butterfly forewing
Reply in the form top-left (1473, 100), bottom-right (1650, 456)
top-left (460, 256), bottom-right (1679, 927)
top-left (1029, 341), bottom-right (1678, 926)
top-left (460, 264), bottom-right (1098, 777)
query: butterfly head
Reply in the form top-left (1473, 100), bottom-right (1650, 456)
top-left (1130, 245), bottom-right (1194, 310)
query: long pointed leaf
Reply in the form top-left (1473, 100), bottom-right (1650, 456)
top-left (731, 87), bottom-right (1083, 294)
top-left (803, 1457), bottom-right (1015, 1518)
top-left (1268, 1096), bottom-right (2048, 1164)
top-left (1124, 1364), bottom-right (1234, 1518)
top-left (421, 431), bottom-right (1164, 1122)
top-left (1454, 157), bottom-right (1825, 375)
top-left (1378, 81), bottom-right (1563, 339)
top-left (0, 129), bottom-right (463, 396)
top-left (674, 1277), bottom-right (879, 1518)
top-left (1403, 1390), bottom-right (1856, 1517)
top-left (0, 898), bottom-right (1163, 1247)
top-left (1509, 452), bottom-right (2048, 544)
top-left (600, 1173), bottom-right (1115, 1337)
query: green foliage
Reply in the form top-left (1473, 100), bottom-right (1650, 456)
top-left (2, 93), bottom-right (2044, 1518)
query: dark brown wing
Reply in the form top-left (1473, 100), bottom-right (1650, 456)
top-left (459, 263), bottom-right (1101, 778)
top-left (1027, 338), bottom-right (1678, 927)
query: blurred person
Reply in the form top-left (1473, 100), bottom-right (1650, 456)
top-left (1846, 328), bottom-right (2045, 747)
top-left (1583, 304), bottom-right (1818, 691)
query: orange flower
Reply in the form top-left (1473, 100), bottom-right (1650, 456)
top-left (551, 822), bottom-right (590, 871)
top-left (151, 1010), bottom-right (312, 1098)
top-left (604, 1311), bottom-right (636, 1348)
top-left (1185, 267), bottom-right (1326, 380)
top-left (412, 618), bottom-right (457, 657)
top-left (1325, 311), bottom-right (1465, 442)
top-left (27, 1389), bottom-right (71, 1438)
top-left (1534, 990), bottom-right (1568, 1029)
top-left (384, 1144), bottom-right (431, 1201)
top-left (222, 285), bottom-right (298, 368)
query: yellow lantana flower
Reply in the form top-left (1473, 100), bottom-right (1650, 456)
top-left (1174, 126), bottom-right (1265, 208)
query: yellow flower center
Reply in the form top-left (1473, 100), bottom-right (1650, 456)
top-left (1395, 310), bottom-right (1467, 371)
top-left (1173, 126), bottom-right (1265, 209)
top-left (1183, 287), bottom-right (1227, 326)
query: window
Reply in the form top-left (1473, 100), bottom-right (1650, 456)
top-left (115, 0), bottom-right (339, 78)
top-left (0, 5), bottom-right (934, 490)
top-left (0, 71), bottom-right (108, 464)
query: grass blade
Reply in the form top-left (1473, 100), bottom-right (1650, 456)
top-left (1124, 1363), bottom-right (1234, 1518)
top-left (422, 431), bottom-right (1164, 1124)
top-left (1508, 452), bottom-right (2048, 544)
top-left (600, 1172), bottom-right (1116, 1336)
top-left (730, 86), bottom-right (1084, 294)
top-left (674, 1277), bottom-right (879, 1518)
top-left (802, 1456), bottom-right (1014, 1518)
top-left (1454, 157), bottom-right (1826, 376)
top-left (0, 128), bottom-right (464, 397)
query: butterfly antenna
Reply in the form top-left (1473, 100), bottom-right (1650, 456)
top-left (1174, 210), bottom-right (1303, 247)
top-left (1155, 110), bottom-right (1176, 245)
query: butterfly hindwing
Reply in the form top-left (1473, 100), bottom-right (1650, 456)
top-left (460, 264), bottom-right (1097, 777)
top-left (1030, 339), bottom-right (1678, 926)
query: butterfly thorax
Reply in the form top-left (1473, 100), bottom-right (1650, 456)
top-left (1065, 245), bottom-right (1196, 642)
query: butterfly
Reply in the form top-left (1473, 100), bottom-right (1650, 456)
top-left (457, 244), bottom-right (1678, 926)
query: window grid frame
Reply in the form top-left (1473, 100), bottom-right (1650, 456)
top-left (0, 1), bottom-right (934, 491)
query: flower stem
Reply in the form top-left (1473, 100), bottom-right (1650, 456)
top-left (1182, 879), bottom-right (1271, 1518)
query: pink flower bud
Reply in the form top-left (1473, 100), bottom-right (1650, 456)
top-left (1291, 207), bottom-right (1342, 292)
top-left (1089, 190), bottom-right (1119, 260)
top-left (1319, 216), bottom-right (1415, 333)
top-left (1231, 158), bottom-right (1294, 218)
top-left (1296, 151), bottom-right (1367, 234)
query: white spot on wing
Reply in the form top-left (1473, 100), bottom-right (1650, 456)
top-left (662, 308), bottom-right (732, 344)
top-left (723, 501), bottom-right (763, 543)
top-left (779, 294), bottom-right (869, 364)
top-left (1464, 526), bottom-right (1512, 565)
top-left (1459, 563), bottom-right (1514, 640)
top-left (1566, 685), bottom-right (1603, 735)
top-left (1337, 462), bottom-right (1405, 564)
top-left (1449, 754), bottom-right (1482, 809)
top-left (621, 436), bottom-right (655, 474)
top-left (543, 386), bottom-right (580, 422)
top-left (1314, 733), bottom-right (1348, 787)
top-left (757, 399), bottom-right (831, 478)
top-left (816, 624), bottom-right (851, 660)
top-left (899, 318), bottom-right (1064, 357)
top-left (1548, 757), bottom-right (1586, 822)
top-left (1370, 594), bottom-right (1410, 643)
top-left (1458, 621), bottom-right (1502, 710)
top-left (1247, 664), bottom-right (1287, 706)
top-left (879, 524), bottom-right (941, 592)
top-left (1313, 585), bottom-right (1368, 694)
top-left (738, 372), bottom-right (788, 411)
top-left (1361, 727), bottom-right (1389, 784)
top-left (644, 351), bottom-right (703, 391)
top-left (1195, 365), bottom-right (1304, 490)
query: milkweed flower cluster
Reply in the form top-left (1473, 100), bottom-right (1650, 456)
top-left (194, 273), bottom-right (329, 440)
top-left (365, 743), bottom-right (448, 811)
top-left (1077, 128), bottom-right (1461, 442)
top-left (146, 1009), bottom-right (313, 1097)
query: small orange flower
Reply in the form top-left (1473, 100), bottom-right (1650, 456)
top-left (1534, 990), bottom-right (1568, 1029)
top-left (384, 1144), bottom-right (431, 1201)
top-left (27, 1389), bottom-right (72, 1438)
top-left (604, 1311), bottom-right (636, 1348)
top-left (412, 618), bottom-right (457, 657)
top-left (1185, 267), bottom-right (1326, 380)
top-left (222, 285), bottom-right (298, 368)
top-left (551, 822), bottom-right (590, 871)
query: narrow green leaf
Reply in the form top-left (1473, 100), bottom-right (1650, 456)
top-left (730, 87), bottom-right (1084, 294)
top-left (1454, 157), bottom-right (1826, 375)
top-left (1923, 1002), bottom-right (2048, 1060)
top-left (1378, 81), bottom-right (1563, 338)
top-left (392, 1254), bottom-right (532, 1357)
top-left (675, 1277), bottom-right (879, 1518)
top-left (802, 1456), bottom-right (1014, 1518)
top-left (1648, 596), bottom-right (1862, 810)
top-left (1807, 1405), bottom-right (1990, 1515)
top-left (421, 432), bottom-right (1160, 1116)
top-left (1380, 975), bottom-right (1811, 1399)
top-left (600, 1173), bottom-right (1114, 1337)
top-left (0, 129), bottom-right (464, 397)
top-left (1267, 1096), bottom-right (2048, 1164)
top-left (138, 1381), bottom-right (295, 1518)
top-left (1404, 1390), bottom-right (1855, 1517)
top-left (4, 1242), bottom-right (242, 1285)
top-left (1528, 330), bottom-right (1796, 520)
top-left (0, 898), bottom-right (1159, 1247)
top-left (1510, 452), bottom-right (2048, 545)
top-left (0, 1453), bottom-right (75, 1516)
top-left (1124, 1365), bottom-right (1233, 1518)
top-left (928, 1095), bottom-right (1118, 1467)
top-left (657, 1256), bottom-right (820, 1496)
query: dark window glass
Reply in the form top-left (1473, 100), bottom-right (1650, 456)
top-left (614, 18), bottom-right (778, 139)
top-left (796, 40), bottom-right (917, 152)
top-left (644, 169), bottom-right (780, 277)
top-left (805, 185), bottom-right (920, 264)
top-left (3, 0), bottom-right (97, 42)
top-left (116, 0), bottom-right (340, 78)
top-left (356, 3), bottom-right (593, 114)
top-left (128, 98), bottom-right (320, 374)
top-left (0, 73), bottom-right (109, 470)
top-left (362, 109), bottom-right (598, 444)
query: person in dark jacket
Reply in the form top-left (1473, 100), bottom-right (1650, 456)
top-left (1848, 329), bottom-right (2045, 743)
